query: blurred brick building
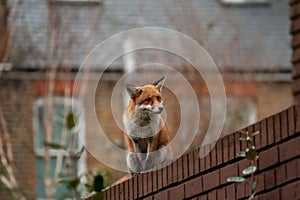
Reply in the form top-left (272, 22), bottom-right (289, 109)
top-left (0, 0), bottom-right (294, 198)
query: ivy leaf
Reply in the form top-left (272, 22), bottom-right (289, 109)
top-left (242, 166), bottom-right (257, 175)
top-left (251, 131), bottom-right (260, 137)
top-left (66, 112), bottom-right (76, 130)
top-left (237, 151), bottom-right (246, 157)
top-left (240, 130), bottom-right (248, 135)
top-left (245, 148), bottom-right (257, 160)
top-left (227, 177), bottom-right (246, 183)
top-left (93, 174), bottom-right (104, 192)
top-left (44, 141), bottom-right (65, 150)
top-left (67, 177), bottom-right (80, 190)
top-left (252, 180), bottom-right (257, 190)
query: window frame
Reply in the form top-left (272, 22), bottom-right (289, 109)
top-left (33, 96), bottom-right (87, 199)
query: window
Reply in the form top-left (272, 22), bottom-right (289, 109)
top-left (33, 97), bottom-right (86, 199)
top-left (220, 0), bottom-right (271, 6)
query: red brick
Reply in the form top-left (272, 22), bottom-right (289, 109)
top-left (234, 132), bottom-right (242, 159)
top-left (220, 163), bottom-right (238, 184)
top-left (162, 166), bottom-right (168, 187)
top-left (236, 181), bottom-right (246, 199)
top-left (274, 114), bottom-right (281, 143)
top-left (124, 181), bottom-right (129, 200)
top-left (167, 163), bottom-right (173, 184)
top-left (264, 170), bottom-right (275, 189)
top-left (147, 172), bottom-right (153, 194)
top-left (267, 117), bottom-right (275, 145)
top-left (111, 186), bottom-right (115, 200)
top-left (280, 181), bottom-right (300, 200)
top-left (193, 150), bottom-right (200, 174)
top-left (116, 184), bottom-right (120, 200)
top-left (132, 176), bottom-right (138, 199)
top-left (217, 188), bottom-right (225, 199)
top-left (279, 136), bottom-right (300, 162)
top-left (259, 146), bottom-right (279, 170)
top-left (184, 176), bottom-right (203, 198)
top-left (120, 183), bottom-right (126, 200)
top-left (240, 130), bottom-right (248, 155)
top-left (204, 144), bottom-right (211, 170)
top-left (103, 189), bottom-right (110, 200)
top-left (287, 106), bottom-right (296, 137)
top-left (222, 136), bottom-right (229, 163)
top-left (207, 190), bottom-right (217, 200)
top-left (275, 164), bottom-right (286, 185)
top-left (238, 159), bottom-right (249, 177)
top-left (172, 161), bottom-right (178, 184)
top-left (200, 156), bottom-right (205, 173)
top-left (260, 188), bottom-right (280, 200)
top-left (255, 173), bottom-right (265, 192)
top-left (138, 174), bottom-right (143, 196)
top-left (157, 168), bottom-right (163, 190)
top-left (154, 191), bottom-right (168, 200)
top-left (228, 134), bottom-right (235, 160)
top-left (210, 143), bottom-right (217, 168)
top-left (188, 152), bottom-right (195, 176)
top-left (177, 157), bottom-right (183, 181)
top-left (202, 170), bottom-right (220, 191)
top-left (296, 106), bottom-right (300, 132)
top-left (198, 194), bottom-right (208, 200)
top-left (254, 123), bottom-right (262, 149)
top-left (216, 140), bottom-right (223, 166)
top-left (143, 173), bottom-right (148, 196)
top-left (168, 185), bottom-right (184, 200)
top-left (225, 184), bottom-right (236, 200)
top-left (286, 159), bottom-right (298, 181)
top-left (280, 110), bottom-right (288, 140)
top-left (144, 196), bottom-right (153, 200)
top-left (152, 170), bottom-right (158, 192)
top-left (183, 153), bottom-right (189, 179)
top-left (260, 119), bottom-right (268, 148)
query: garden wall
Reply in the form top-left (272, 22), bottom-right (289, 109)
top-left (101, 105), bottom-right (300, 200)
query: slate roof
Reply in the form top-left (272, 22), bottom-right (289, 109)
top-left (9, 0), bottom-right (291, 71)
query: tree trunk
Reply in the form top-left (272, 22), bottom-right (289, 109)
top-left (0, 6), bottom-right (9, 62)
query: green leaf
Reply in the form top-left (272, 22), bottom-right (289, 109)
top-left (44, 141), bottom-right (65, 150)
top-left (252, 180), bottom-right (257, 190)
top-left (242, 166), bottom-right (257, 175)
top-left (251, 131), bottom-right (260, 137)
top-left (227, 177), bottom-right (246, 183)
top-left (240, 130), bottom-right (248, 135)
top-left (67, 177), bottom-right (80, 190)
top-left (66, 112), bottom-right (76, 130)
top-left (237, 151), bottom-right (246, 157)
top-left (240, 137), bottom-right (247, 141)
top-left (246, 148), bottom-right (257, 160)
top-left (93, 174), bottom-right (104, 192)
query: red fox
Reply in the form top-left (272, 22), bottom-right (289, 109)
top-left (123, 77), bottom-right (172, 173)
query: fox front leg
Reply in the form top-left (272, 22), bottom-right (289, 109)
top-left (127, 152), bottom-right (143, 174)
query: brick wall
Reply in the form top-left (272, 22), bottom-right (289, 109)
top-left (100, 106), bottom-right (300, 199)
top-left (291, 0), bottom-right (300, 105)
top-left (0, 79), bottom-right (36, 198)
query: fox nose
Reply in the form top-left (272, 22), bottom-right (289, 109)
top-left (158, 106), bottom-right (163, 113)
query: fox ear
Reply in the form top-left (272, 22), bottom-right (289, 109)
top-left (154, 76), bottom-right (166, 92)
top-left (125, 84), bottom-right (142, 98)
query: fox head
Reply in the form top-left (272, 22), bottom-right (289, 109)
top-left (125, 77), bottom-right (166, 114)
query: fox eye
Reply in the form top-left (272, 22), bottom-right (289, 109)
top-left (145, 98), bottom-right (152, 102)
top-left (157, 96), bottom-right (161, 102)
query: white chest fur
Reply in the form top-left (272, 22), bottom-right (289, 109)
top-left (123, 112), bottom-right (161, 139)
